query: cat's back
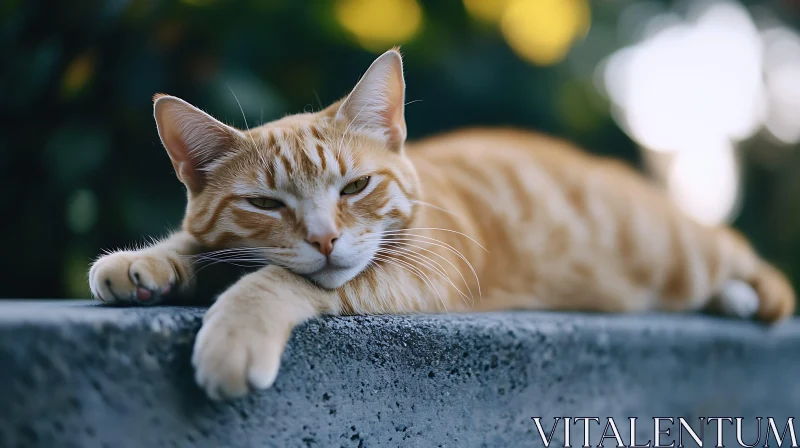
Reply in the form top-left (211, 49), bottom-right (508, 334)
top-left (404, 128), bottom-right (686, 312)
top-left (404, 127), bottom-right (675, 245)
top-left (406, 127), bottom-right (646, 193)
top-left (407, 127), bottom-right (583, 163)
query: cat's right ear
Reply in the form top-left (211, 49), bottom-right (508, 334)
top-left (335, 49), bottom-right (407, 152)
top-left (153, 94), bottom-right (243, 193)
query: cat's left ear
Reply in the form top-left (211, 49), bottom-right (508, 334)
top-left (153, 94), bottom-right (243, 193)
top-left (336, 48), bottom-right (407, 152)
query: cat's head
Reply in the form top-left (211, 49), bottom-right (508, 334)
top-left (153, 49), bottom-right (419, 288)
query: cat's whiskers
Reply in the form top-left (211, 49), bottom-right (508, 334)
top-left (337, 101), bottom-right (370, 159)
top-left (188, 257), bottom-right (268, 281)
top-left (345, 120), bottom-right (362, 157)
top-left (370, 255), bottom-right (420, 310)
top-left (312, 89), bottom-right (323, 111)
top-left (201, 259), bottom-right (266, 267)
top-left (380, 228), bottom-right (489, 252)
top-left (228, 86), bottom-right (273, 176)
top-left (409, 200), bottom-right (464, 219)
top-left (366, 258), bottom-right (389, 276)
top-left (367, 232), bottom-right (482, 299)
top-left (372, 254), bottom-right (448, 313)
top-left (189, 250), bottom-right (271, 260)
top-left (377, 240), bottom-right (475, 303)
top-left (376, 245), bottom-right (471, 307)
top-left (190, 246), bottom-right (289, 257)
top-left (373, 226), bottom-right (486, 310)
top-left (227, 87), bottom-right (257, 150)
top-left (195, 254), bottom-right (268, 262)
top-left (377, 246), bottom-right (449, 283)
top-left (185, 246), bottom-right (286, 279)
top-left (368, 235), bottom-right (476, 290)
top-left (364, 259), bottom-right (394, 308)
top-left (194, 247), bottom-right (310, 275)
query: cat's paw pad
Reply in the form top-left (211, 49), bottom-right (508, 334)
top-left (192, 307), bottom-right (283, 400)
top-left (89, 250), bottom-right (180, 305)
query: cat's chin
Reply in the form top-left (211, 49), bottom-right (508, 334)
top-left (304, 264), bottom-right (364, 289)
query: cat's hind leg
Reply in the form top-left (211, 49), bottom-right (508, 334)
top-left (656, 222), bottom-right (794, 323)
top-left (748, 262), bottom-right (795, 322)
top-left (711, 229), bottom-right (795, 322)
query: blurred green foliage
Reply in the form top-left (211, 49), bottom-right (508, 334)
top-left (2, 0), bottom-right (799, 299)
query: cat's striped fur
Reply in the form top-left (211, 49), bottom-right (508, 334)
top-left (89, 49), bottom-right (794, 400)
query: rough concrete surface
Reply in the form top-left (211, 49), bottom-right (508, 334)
top-left (0, 300), bottom-right (798, 448)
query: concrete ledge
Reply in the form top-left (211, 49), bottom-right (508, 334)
top-left (0, 300), bottom-right (798, 448)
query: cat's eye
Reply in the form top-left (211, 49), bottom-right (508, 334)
top-left (341, 176), bottom-right (370, 196)
top-left (246, 197), bottom-right (284, 210)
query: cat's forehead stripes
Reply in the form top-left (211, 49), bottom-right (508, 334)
top-left (310, 124), bottom-right (324, 140)
top-left (315, 143), bottom-right (328, 172)
top-left (253, 127), bottom-right (353, 191)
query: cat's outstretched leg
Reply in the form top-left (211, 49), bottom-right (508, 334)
top-left (191, 265), bottom-right (338, 400)
top-left (89, 231), bottom-right (202, 305)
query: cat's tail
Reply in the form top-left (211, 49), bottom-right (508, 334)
top-left (717, 228), bottom-right (795, 323)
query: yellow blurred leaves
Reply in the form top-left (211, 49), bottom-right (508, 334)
top-left (463, 0), bottom-right (512, 24)
top-left (335, 0), bottom-right (423, 51)
top-left (465, 0), bottom-right (590, 66)
top-left (334, 0), bottom-right (588, 62)
top-left (61, 52), bottom-right (95, 99)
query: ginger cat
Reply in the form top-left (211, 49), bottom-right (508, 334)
top-left (89, 49), bottom-right (795, 400)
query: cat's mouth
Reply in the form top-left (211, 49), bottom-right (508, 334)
top-left (310, 260), bottom-right (355, 277)
top-left (315, 262), bottom-right (342, 273)
top-left (302, 259), bottom-right (367, 289)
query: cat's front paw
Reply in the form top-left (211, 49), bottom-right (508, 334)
top-left (192, 291), bottom-right (287, 400)
top-left (89, 250), bottom-right (184, 305)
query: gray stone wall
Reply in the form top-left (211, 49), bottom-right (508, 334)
top-left (0, 301), bottom-right (797, 448)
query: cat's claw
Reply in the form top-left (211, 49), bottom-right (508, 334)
top-left (89, 250), bottom-right (180, 305)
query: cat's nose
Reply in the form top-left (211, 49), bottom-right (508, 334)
top-left (306, 231), bottom-right (340, 257)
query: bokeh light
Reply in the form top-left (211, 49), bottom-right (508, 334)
top-left (500, 0), bottom-right (590, 66)
top-left (61, 52), bottom-right (95, 99)
top-left (462, 0), bottom-right (511, 24)
top-left (335, 0), bottom-right (423, 51)
top-left (667, 140), bottom-right (741, 226)
top-left (66, 189), bottom-right (99, 235)
top-left (602, 2), bottom-right (764, 154)
top-left (762, 27), bottom-right (800, 145)
top-left (599, 0), bottom-right (800, 225)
